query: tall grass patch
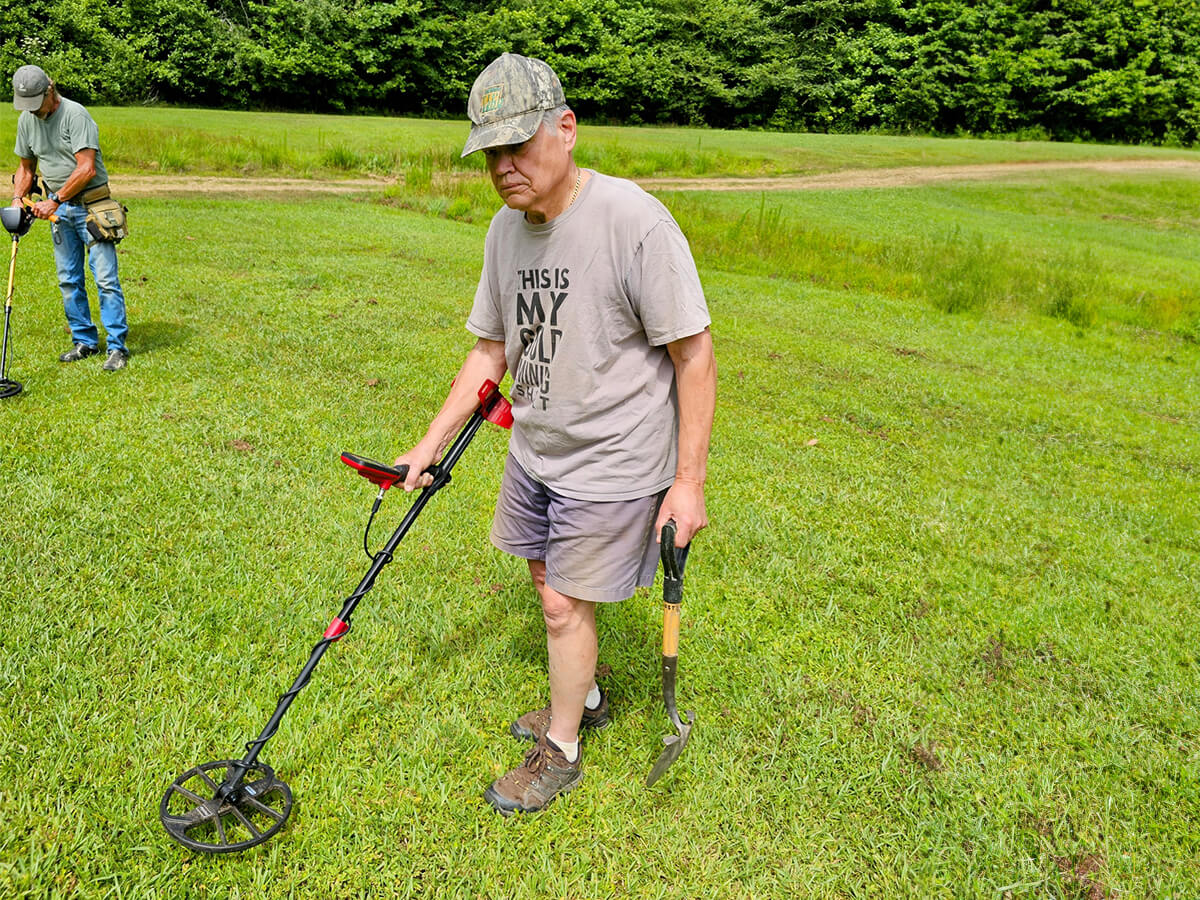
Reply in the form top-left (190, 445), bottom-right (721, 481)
top-left (384, 155), bottom-right (499, 223)
top-left (319, 144), bottom-right (365, 171)
top-left (664, 172), bottom-right (1200, 334)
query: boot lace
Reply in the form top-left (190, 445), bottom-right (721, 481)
top-left (522, 742), bottom-right (551, 779)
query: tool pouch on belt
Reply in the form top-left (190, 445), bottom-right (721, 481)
top-left (82, 185), bottom-right (128, 243)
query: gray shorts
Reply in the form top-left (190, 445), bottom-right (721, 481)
top-left (490, 453), bottom-right (664, 603)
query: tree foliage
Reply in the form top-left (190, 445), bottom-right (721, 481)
top-left (2, 0), bottom-right (1198, 143)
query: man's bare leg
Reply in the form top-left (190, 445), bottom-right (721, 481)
top-left (528, 559), bottom-right (597, 749)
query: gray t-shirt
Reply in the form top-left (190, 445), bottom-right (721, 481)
top-left (468, 171), bottom-right (710, 501)
top-left (14, 96), bottom-right (108, 193)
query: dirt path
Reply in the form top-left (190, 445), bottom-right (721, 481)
top-left (637, 158), bottom-right (1200, 191)
top-left (109, 158), bottom-right (1200, 196)
top-left (111, 176), bottom-right (394, 195)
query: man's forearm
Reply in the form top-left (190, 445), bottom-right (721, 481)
top-left (55, 162), bottom-right (96, 202)
top-left (423, 338), bottom-right (508, 457)
top-left (11, 164), bottom-right (35, 202)
top-left (10, 153), bottom-right (94, 206)
top-left (671, 330), bottom-right (716, 485)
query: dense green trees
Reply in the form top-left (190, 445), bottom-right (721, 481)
top-left (3, 0), bottom-right (1197, 143)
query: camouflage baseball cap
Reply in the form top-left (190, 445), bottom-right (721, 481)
top-left (13, 65), bottom-right (50, 112)
top-left (461, 53), bottom-right (566, 157)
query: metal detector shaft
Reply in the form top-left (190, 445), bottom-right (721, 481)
top-left (0, 234), bottom-right (23, 398)
top-left (5, 237), bottom-right (15, 305)
top-left (2, 238), bottom-right (16, 378)
top-left (162, 380), bottom-right (511, 853)
top-left (215, 406), bottom-right (492, 801)
top-left (1, 306), bottom-right (12, 381)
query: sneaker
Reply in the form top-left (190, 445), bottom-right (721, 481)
top-left (59, 342), bottom-right (99, 363)
top-left (484, 735), bottom-right (583, 816)
top-left (510, 689), bottom-right (610, 742)
top-left (101, 349), bottom-right (129, 372)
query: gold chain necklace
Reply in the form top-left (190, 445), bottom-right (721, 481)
top-left (567, 168), bottom-right (582, 209)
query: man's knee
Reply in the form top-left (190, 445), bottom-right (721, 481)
top-left (528, 560), bottom-right (593, 635)
top-left (539, 586), bottom-right (589, 637)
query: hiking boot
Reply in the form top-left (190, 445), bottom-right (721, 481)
top-left (510, 689), bottom-right (610, 742)
top-left (484, 735), bottom-right (583, 816)
top-left (59, 342), bottom-right (98, 362)
top-left (101, 348), bottom-right (128, 372)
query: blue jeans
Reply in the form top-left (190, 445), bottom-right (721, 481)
top-left (51, 202), bottom-right (128, 353)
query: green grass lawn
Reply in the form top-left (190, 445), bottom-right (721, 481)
top-left (0, 117), bottom-right (1197, 898)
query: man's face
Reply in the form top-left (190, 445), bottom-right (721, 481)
top-left (31, 90), bottom-right (55, 120)
top-left (482, 112), bottom-right (576, 221)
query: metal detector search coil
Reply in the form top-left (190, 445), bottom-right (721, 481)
top-left (160, 379), bottom-right (512, 853)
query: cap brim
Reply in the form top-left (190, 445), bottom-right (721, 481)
top-left (13, 92), bottom-right (43, 112)
top-left (461, 110), bottom-right (544, 158)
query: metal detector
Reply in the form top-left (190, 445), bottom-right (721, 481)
top-left (160, 380), bottom-right (513, 853)
top-left (0, 205), bottom-right (34, 398)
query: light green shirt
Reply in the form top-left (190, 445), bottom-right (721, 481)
top-left (13, 96), bottom-right (108, 193)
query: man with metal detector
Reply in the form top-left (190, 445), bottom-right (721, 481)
top-left (394, 53), bottom-right (716, 815)
top-left (10, 64), bottom-right (130, 372)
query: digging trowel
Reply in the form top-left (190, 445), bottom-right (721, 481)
top-left (646, 519), bottom-right (694, 787)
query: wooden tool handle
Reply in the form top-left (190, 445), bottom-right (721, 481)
top-left (662, 603), bottom-right (681, 657)
top-left (20, 196), bottom-right (58, 223)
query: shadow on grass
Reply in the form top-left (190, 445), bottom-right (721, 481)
top-left (130, 319), bottom-right (194, 356)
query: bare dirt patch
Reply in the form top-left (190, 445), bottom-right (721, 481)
top-left (1054, 853), bottom-right (1113, 900)
top-left (908, 742), bottom-right (944, 771)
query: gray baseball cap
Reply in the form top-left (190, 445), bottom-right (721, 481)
top-left (461, 53), bottom-right (566, 157)
top-left (13, 65), bottom-right (50, 112)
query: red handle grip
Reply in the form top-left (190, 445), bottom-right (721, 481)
top-left (340, 452), bottom-right (408, 489)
